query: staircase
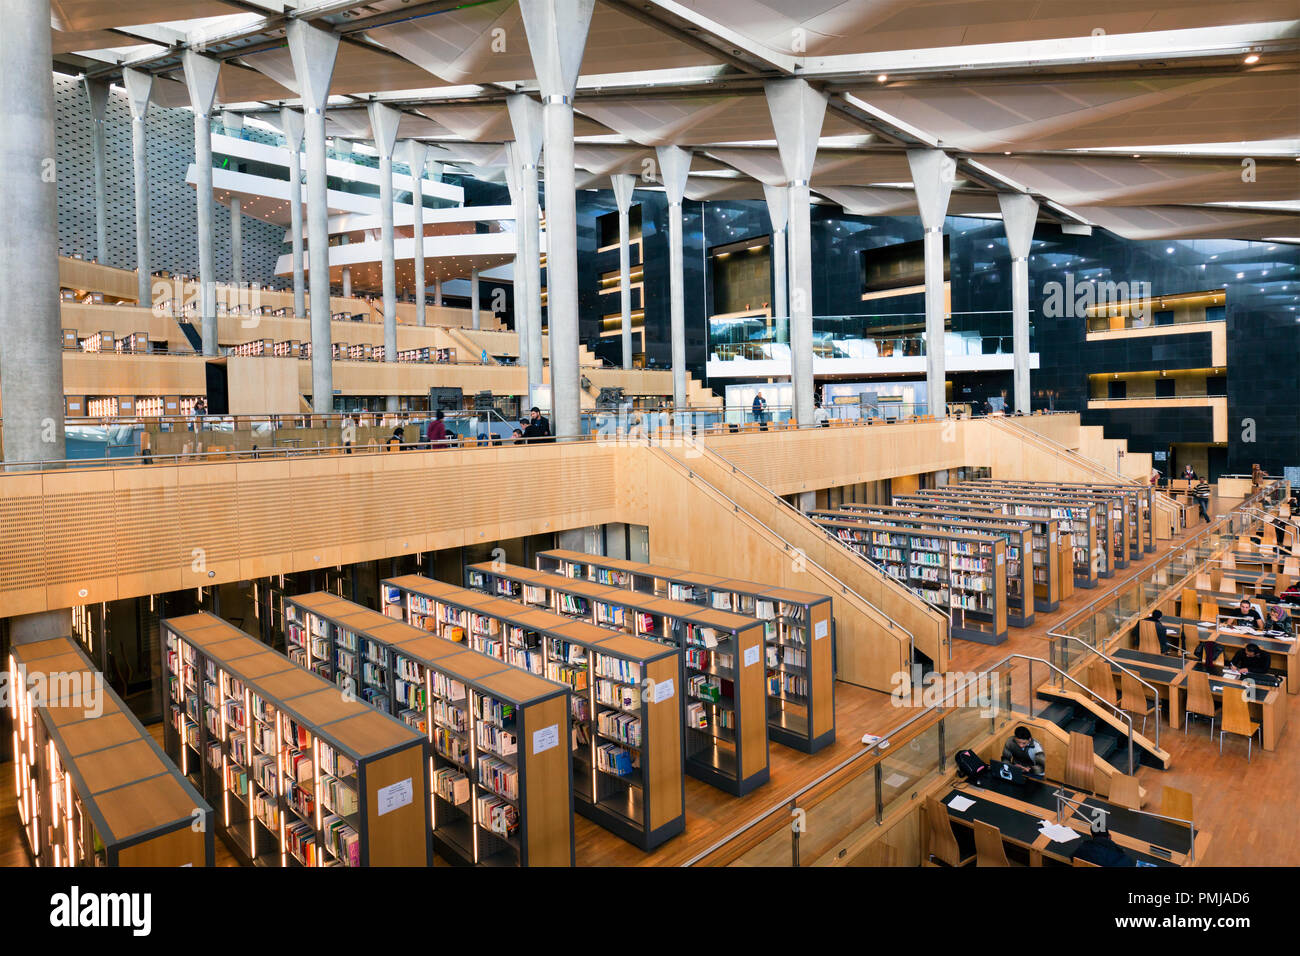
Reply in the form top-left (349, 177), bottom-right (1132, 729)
top-left (173, 318), bottom-right (202, 354)
top-left (1034, 689), bottom-right (1171, 772)
top-left (657, 440), bottom-right (950, 681)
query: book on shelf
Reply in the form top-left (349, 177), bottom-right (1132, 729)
top-left (433, 766), bottom-right (470, 805)
top-left (596, 742), bottom-right (637, 777)
top-left (476, 793), bottom-right (519, 836)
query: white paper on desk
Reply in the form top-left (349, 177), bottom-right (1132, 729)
top-left (947, 795), bottom-right (975, 812)
top-left (1038, 822), bottom-right (1079, 844)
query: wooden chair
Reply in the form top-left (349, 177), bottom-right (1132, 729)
top-left (1184, 668), bottom-right (1219, 737)
top-left (923, 796), bottom-right (975, 867)
top-left (1283, 557), bottom-right (1299, 577)
top-left (973, 820), bottom-right (1013, 867)
top-left (1072, 856), bottom-right (1101, 867)
top-left (1161, 786), bottom-right (1194, 823)
top-left (1108, 773), bottom-right (1143, 811)
top-left (1220, 575), bottom-right (1239, 595)
top-left (1194, 571), bottom-right (1212, 592)
top-left (1065, 731), bottom-right (1095, 793)
top-left (1221, 551), bottom-right (1237, 569)
top-left (1219, 682), bottom-right (1262, 761)
top-left (1198, 598), bottom-right (1221, 625)
top-left (1120, 670), bottom-right (1157, 735)
top-left (1138, 620), bottom-right (1161, 655)
top-left (1180, 587), bottom-right (1200, 617)
top-left (1086, 658), bottom-right (1117, 704)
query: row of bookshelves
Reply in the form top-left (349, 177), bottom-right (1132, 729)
top-left (282, 593), bottom-right (577, 864)
top-left (10, 636), bottom-right (213, 867)
top-left (970, 478), bottom-right (1153, 559)
top-left (462, 562), bottom-right (772, 796)
top-left (534, 550), bottom-right (835, 753)
top-left (161, 612), bottom-right (431, 867)
top-left (378, 577), bottom-right (685, 850)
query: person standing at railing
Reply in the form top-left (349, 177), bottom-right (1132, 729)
top-left (1193, 477), bottom-right (1212, 523)
top-left (425, 410), bottom-right (448, 450)
top-left (752, 392), bottom-right (767, 429)
top-left (522, 406), bottom-right (552, 443)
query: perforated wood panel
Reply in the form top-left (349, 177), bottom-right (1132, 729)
top-left (54, 75), bottom-right (282, 285)
top-left (0, 444), bottom-right (622, 615)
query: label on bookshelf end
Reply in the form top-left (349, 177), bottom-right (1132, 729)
top-left (377, 777), bottom-right (414, 816)
top-left (532, 723), bottom-right (560, 755)
top-left (743, 645), bottom-right (761, 668)
top-left (652, 678), bottom-right (675, 703)
top-left (814, 620), bottom-right (828, 640)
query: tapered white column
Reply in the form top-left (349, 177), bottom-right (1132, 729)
top-left (368, 102), bottom-right (401, 413)
top-left (762, 182), bottom-right (789, 343)
top-left (520, 0), bottom-right (595, 436)
top-left (907, 149), bottom-right (956, 420)
top-left (507, 95), bottom-right (545, 391)
top-left (504, 142), bottom-right (531, 377)
top-left (433, 277), bottom-right (442, 307)
top-left (611, 174), bottom-right (635, 369)
top-left (122, 69), bottom-right (153, 307)
top-left (222, 111), bottom-right (244, 285)
top-left (278, 108), bottom-right (306, 318)
top-left (998, 193), bottom-right (1039, 414)
top-left (655, 147), bottom-right (692, 410)
top-left (287, 20), bottom-right (341, 414)
top-left (85, 78), bottom-right (110, 264)
top-left (401, 140), bottom-right (430, 325)
top-left (182, 52), bottom-right (221, 355)
top-left (342, 267), bottom-right (351, 299)
top-left (471, 268), bottom-right (481, 330)
top-left (766, 79), bottom-right (828, 425)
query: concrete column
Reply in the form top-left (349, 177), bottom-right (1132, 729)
top-left (278, 108), bottom-right (306, 318)
top-left (766, 79), bottom-right (828, 426)
top-left (762, 183), bottom-right (789, 344)
top-left (368, 103), bottom-right (400, 413)
top-left (611, 173), bottom-right (635, 370)
top-left (655, 146), bottom-right (692, 411)
top-left (999, 192), bottom-right (1039, 414)
top-left (287, 20), bottom-right (341, 415)
top-left (0, 0), bottom-right (66, 469)
top-left (907, 148), bottom-right (956, 420)
top-left (433, 277), bottom-right (442, 307)
top-left (471, 268), bottom-right (481, 330)
top-left (122, 69), bottom-right (153, 307)
top-left (182, 52), bottom-right (221, 356)
top-left (342, 267), bottom-right (351, 299)
top-left (504, 142), bottom-right (531, 377)
top-left (520, 0), bottom-right (595, 437)
top-left (220, 111), bottom-right (244, 288)
top-left (507, 95), bottom-right (545, 392)
top-left (84, 78), bottom-right (110, 265)
top-left (401, 140), bottom-right (429, 325)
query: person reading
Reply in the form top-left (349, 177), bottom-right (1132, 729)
top-left (1230, 642), bottom-right (1270, 675)
top-left (1000, 726), bottom-right (1045, 777)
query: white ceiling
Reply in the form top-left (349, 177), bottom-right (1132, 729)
top-left (53, 0), bottom-right (1300, 240)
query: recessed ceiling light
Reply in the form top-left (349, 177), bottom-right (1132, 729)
top-left (876, 74), bottom-right (888, 83)
top-left (1244, 54), bottom-right (1260, 64)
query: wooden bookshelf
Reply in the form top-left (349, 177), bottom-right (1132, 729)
top-left (810, 508), bottom-right (1035, 628)
top-left (464, 562), bottom-right (771, 797)
top-left (381, 575), bottom-right (684, 850)
top-left (961, 485), bottom-right (1127, 573)
top-left (891, 495), bottom-right (1067, 611)
top-left (819, 521), bottom-right (1007, 644)
top-left (285, 592), bottom-right (577, 865)
top-left (972, 479), bottom-right (1151, 561)
top-left (904, 489), bottom-right (1103, 589)
top-left (162, 613), bottom-right (431, 867)
top-left (535, 549), bottom-right (835, 753)
top-left (9, 636), bottom-right (214, 867)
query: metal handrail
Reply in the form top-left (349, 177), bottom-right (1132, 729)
top-left (680, 649), bottom-right (1129, 866)
top-left (1058, 634), bottom-right (1159, 764)
top-left (647, 439), bottom-right (920, 670)
top-left (1047, 481), bottom-right (1286, 645)
top-left (690, 438), bottom-right (947, 639)
top-left (1052, 788), bottom-right (1196, 863)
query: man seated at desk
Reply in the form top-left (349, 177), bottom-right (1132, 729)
top-left (1231, 597), bottom-right (1264, 629)
top-left (1230, 642), bottom-right (1272, 675)
top-left (1265, 605), bottom-right (1293, 636)
top-left (1073, 820), bottom-right (1136, 868)
top-left (1000, 725), bottom-right (1046, 778)
top-left (1147, 609), bottom-right (1176, 655)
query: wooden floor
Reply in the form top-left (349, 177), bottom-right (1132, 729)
top-left (4, 497), bottom-right (1291, 867)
